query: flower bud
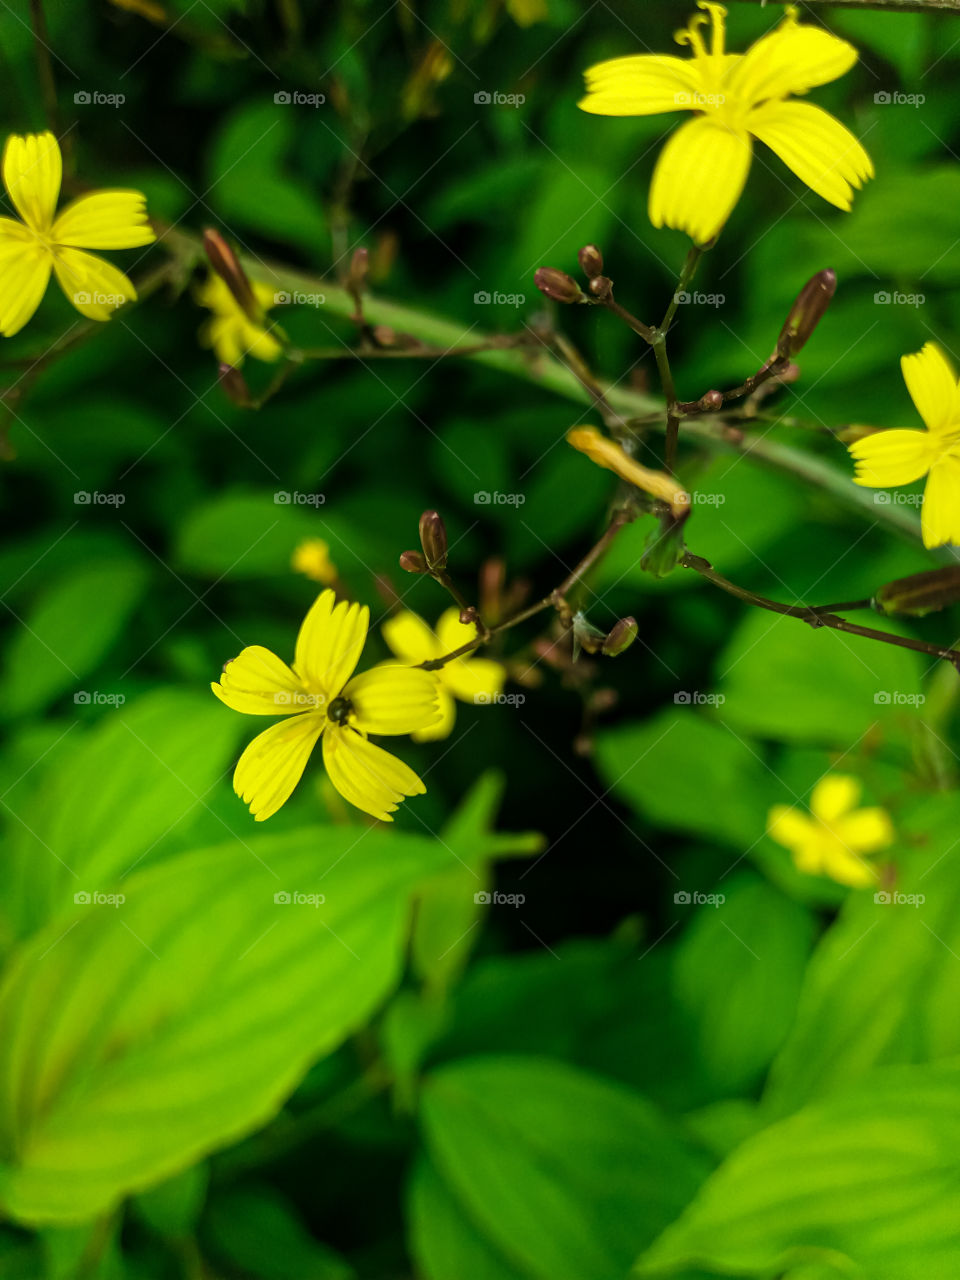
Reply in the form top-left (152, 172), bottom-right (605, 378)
top-left (534, 267), bottom-right (583, 304)
top-left (218, 362), bottom-right (252, 408)
top-left (578, 244), bottom-right (604, 279)
top-left (699, 389), bottom-right (723, 412)
top-left (399, 550), bottom-right (427, 573)
top-left (601, 616), bottom-right (638, 656)
top-left (777, 268), bottom-right (836, 358)
top-left (874, 566), bottom-right (960, 617)
top-left (203, 229), bottom-right (261, 322)
top-left (459, 606), bottom-right (479, 626)
top-left (418, 509), bottom-right (448, 572)
top-left (588, 274), bottom-right (613, 301)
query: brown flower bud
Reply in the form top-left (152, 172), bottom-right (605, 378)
top-left (588, 274), bottom-right (613, 301)
top-left (534, 267), bottom-right (583, 304)
top-left (777, 268), bottom-right (836, 358)
top-left (399, 550), bottom-right (427, 573)
top-left (203, 229), bottom-right (261, 322)
top-left (218, 363), bottom-right (252, 408)
top-left (418, 509), bottom-right (448, 572)
top-left (578, 244), bottom-right (604, 279)
top-left (699, 389), bottom-right (724, 412)
top-left (874, 566), bottom-right (960, 618)
top-left (459, 606), bottom-right (479, 626)
top-left (601, 616), bottom-right (638, 656)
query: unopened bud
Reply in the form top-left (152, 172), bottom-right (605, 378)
top-left (218, 362), bottom-right (252, 408)
top-left (534, 267), bottom-right (583, 304)
top-left (399, 550), bottom-right (427, 574)
top-left (588, 274), bottom-right (613, 301)
top-left (578, 244), bottom-right (604, 279)
top-left (459, 606), bottom-right (479, 626)
top-left (874, 566), bottom-right (960, 618)
top-left (419, 509), bottom-right (448, 572)
top-left (777, 268), bottom-right (836, 357)
top-left (601, 616), bottom-right (638, 656)
top-left (699, 389), bottom-right (723, 412)
top-left (203, 229), bottom-right (261, 322)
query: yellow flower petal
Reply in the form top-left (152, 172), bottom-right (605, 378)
top-left (849, 429), bottom-right (935, 489)
top-left (811, 774), bottom-right (860, 824)
top-left (211, 645), bottom-right (309, 715)
top-left (726, 18), bottom-right (858, 107)
top-left (747, 100), bottom-right (873, 211)
top-left (52, 247), bottom-right (137, 320)
top-left (442, 656), bottom-right (506, 705)
top-left (322, 728), bottom-right (425, 822)
top-left (233, 712), bottom-right (326, 821)
top-left (901, 343), bottom-right (960, 436)
top-left (294, 590), bottom-right (368, 699)
top-left (0, 227), bottom-right (51, 336)
top-left (921, 454), bottom-right (960, 549)
top-left (412, 686), bottom-right (457, 742)
top-left (343, 665), bottom-right (440, 736)
top-left (434, 606), bottom-right (480, 656)
top-left (649, 115), bottom-right (752, 244)
top-left (834, 808), bottom-right (895, 855)
top-left (2, 132), bottom-right (61, 232)
top-left (579, 54), bottom-right (704, 116)
top-left (52, 190), bottom-right (155, 249)
top-left (767, 804), bottom-right (816, 851)
top-left (291, 538), bottom-right (338, 585)
top-left (819, 843), bottom-right (876, 889)
top-left (383, 611), bottom-right (441, 664)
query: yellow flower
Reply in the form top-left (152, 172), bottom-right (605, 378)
top-left (848, 342), bottom-right (960, 549)
top-left (197, 273), bottom-right (282, 366)
top-left (382, 608), bottom-right (506, 742)
top-left (578, 3), bottom-right (873, 244)
top-left (292, 538), bottom-right (338, 585)
top-left (212, 589), bottom-right (440, 822)
top-left (0, 131), bottom-right (154, 336)
top-left (767, 774), bottom-right (893, 888)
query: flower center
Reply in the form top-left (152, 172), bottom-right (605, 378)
top-left (675, 3), bottom-right (733, 116)
top-left (326, 695), bottom-right (353, 726)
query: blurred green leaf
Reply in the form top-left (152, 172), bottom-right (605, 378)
top-left (203, 1185), bottom-right (354, 1280)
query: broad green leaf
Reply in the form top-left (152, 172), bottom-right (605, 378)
top-left (765, 796), bottom-right (960, 1115)
top-left (593, 708), bottom-right (776, 849)
top-left (635, 1061), bottom-right (960, 1279)
top-left (1, 560), bottom-right (149, 718)
top-left (670, 872), bottom-right (815, 1095)
top-left (133, 1164), bottom-right (209, 1239)
top-left (0, 690), bottom-right (244, 945)
top-left (0, 826), bottom-right (446, 1223)
top-left (420, 1056), bottom-right (710, 1280)
top-left (203, 1185), bottom-right (354, 1280)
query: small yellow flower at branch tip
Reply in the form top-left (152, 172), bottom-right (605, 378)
top-left (847, 342), bottom-right (960, 549)
top-left (382, 608), bottom-right (507, 741)
top-left (566, 426), bottom-right (690, 517)
top-left (767, 774), bottom-right (894, 888)
top-left (197, 273), bottom-right (283, 367)
top-left (211, 589), bottom-right (441, 822)
top-left (291, 538), bottom-right (338, 586)
top-left (578, 2), bottom-right (873, 245)
top-left (0, 131), bottom-right (155, 337)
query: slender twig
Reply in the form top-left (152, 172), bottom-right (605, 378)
top-left (29, 0), bottom-right (62, 146)
top-left (680, 552), bottom-right (960, 670)
top-left (677, 354), bottom-right (792, 416)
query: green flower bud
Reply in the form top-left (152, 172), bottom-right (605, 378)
top-left (601, 616), bottom-right (638, 657)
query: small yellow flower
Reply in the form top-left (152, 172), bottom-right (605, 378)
top-left (212, 589), bottom-right (440, 822)
top-left (848, 342), bottom-right (960, 549)
top-left (767, 774), bottom-right (893, 888)
top-left (382, 608), bottom-right (506, 741)
top-left (197, 273), bottom-right (282, 366)
top-left (292, 538), bottom-right (338, 585)
top-left (0, 131), bottom-right (154, 336)
top-left (578, 3), bottom-right (873, 244)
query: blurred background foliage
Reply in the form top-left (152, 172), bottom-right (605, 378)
top-left (1, 0), bottom-right (960, 1277)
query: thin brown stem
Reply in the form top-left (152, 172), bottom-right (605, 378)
top-left (678, 354), bottom-right (792, 416)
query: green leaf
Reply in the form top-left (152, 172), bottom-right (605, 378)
top-left (717, 609), bottom-right (924, 745)
top-left (635, 1061), bottom-right (960, 1279)
top-left (670, 872), bottom-right (815, 1095)
top-left (765, 796), bottom-right (960, 1115)
top-left (419, 1056), bottom-right (710, 1280)
top-left (0, 826), bottom-right (446, 1224)
top-left (0, 560), bottom-right (149, 719)
top-left (203, 1185), bottom-right (354, 1280)
top-left (132, 1164), bottom-right (209, 1239)
top-left (593, 708), bottom-right (775, 849)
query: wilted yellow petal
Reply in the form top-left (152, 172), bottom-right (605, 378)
top-left (567, 426), bottom-right (690, 515)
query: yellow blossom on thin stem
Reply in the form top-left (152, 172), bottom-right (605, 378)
top-left (767, 774), bottom-right (893, 888)
top-left (197, 273), bottom-right (283, 366)
top-left (211, 589), bottom-right (440, 822)
top-left (382, 608), bottom-right (506, 741)
top-left (0, 131), bottom-right (155, 336)
top-left (578, 3), bottom-right (873, 244)
top-left (291, 538), bottom-right (338, 586)
top-left (848, 342), bottom-right (960, 549)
